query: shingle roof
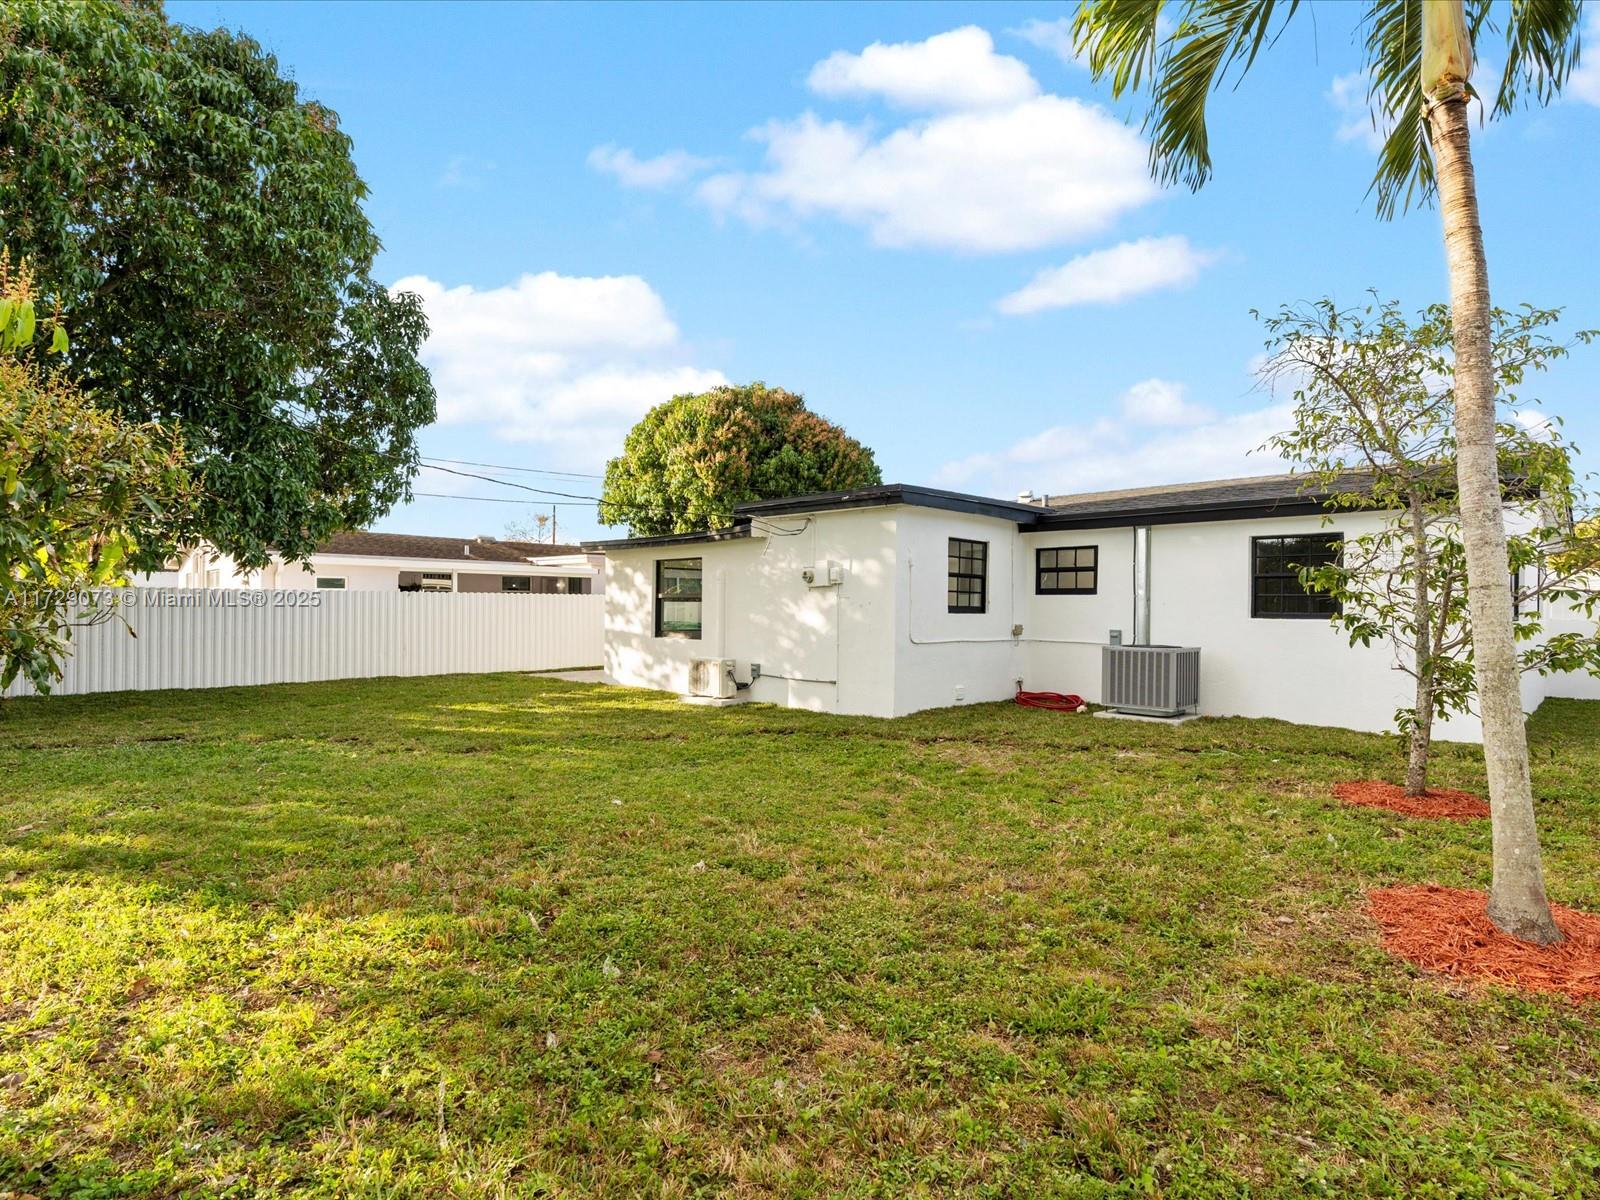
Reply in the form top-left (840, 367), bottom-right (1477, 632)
top-left (737, 483), bottom-right (1051, 522)
top-left (1039, 471), bottom-right (1375, 522)
top-left (314, 530), bottom-right (589, 563)
top-left (579, 471), bottom-right (1388, 549)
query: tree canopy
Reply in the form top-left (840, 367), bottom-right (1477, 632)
top-left (0, 0), bottom-right (435, 567)
top-left (600, 384), bottom-right (883, 536)
top-left (0, 257), bottom-right (192, 694)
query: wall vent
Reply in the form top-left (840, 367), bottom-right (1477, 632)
top-left (1101, 644), bottom-right (1200, 717)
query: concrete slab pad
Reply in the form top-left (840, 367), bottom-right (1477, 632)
top-left (1093, 709), bottom-right (1201, 726)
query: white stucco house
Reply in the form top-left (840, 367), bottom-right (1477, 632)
top-left (584, 475), bottom-right (1598, 741)
top-left (165, 531), bottom-right (602, 594)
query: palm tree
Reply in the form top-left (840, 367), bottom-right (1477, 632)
top-left (1073, 0), bottom-right (1585, 944)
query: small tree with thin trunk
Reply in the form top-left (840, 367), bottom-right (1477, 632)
top-left (1261, 297), bottom-right (1599, 796)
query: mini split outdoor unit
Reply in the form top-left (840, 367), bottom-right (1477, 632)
top-left (688, 657), bottom-right (738, 700)
top-left (1101, 644), bottom-right (1201, 717)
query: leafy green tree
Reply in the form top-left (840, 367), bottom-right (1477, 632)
top-left (1074, 0), bottom-right (1585, 942)
top-left (1261, 298), bottom-right (1598, 797)
top-left (601, 383), bottom-right (882, 536)
top-left (1, 259), bottom-right (191, 695)
top-left (0, 0), bottom-right (435, 569)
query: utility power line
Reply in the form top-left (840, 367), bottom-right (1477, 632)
top-left (421, 456), bottom-right (602, 480)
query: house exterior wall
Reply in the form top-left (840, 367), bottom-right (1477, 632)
top-left (175, 547), bottom-right (600, 592)
top-left (602, 506), bottom-right (901, 716)
top-left (892, 508), bottom-right (1026, 715)
top-left (1017, 526), bottom-right (1138, 703)
top-left (599, 501), bottom-right (1596, 738)
top-left (268, 560), bottom-right (401, 590)
top-left (1147, 513), bottom-right (1432, 734)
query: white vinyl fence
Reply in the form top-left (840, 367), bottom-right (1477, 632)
top-left (4, 589), bottom-right (605, 698)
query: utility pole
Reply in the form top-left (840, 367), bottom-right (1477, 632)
top-left (550, 505), bottom-right (557, 545)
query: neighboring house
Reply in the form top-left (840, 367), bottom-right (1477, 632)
top-left (169, 531), bottom-right (602, 594)
top-left (584, 475), bottom-right (1598, 740)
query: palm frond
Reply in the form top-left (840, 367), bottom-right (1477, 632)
top-left (1363, 0), bottom-right (1431, 219)
top-left (1074, 0), bottom-right (1166, 96)
top-left (1362, 0), bottom-right (1582, 219)
top-left (1077, 0), bottom-right (1299, 192)
top-left (1490, 0), bottom-right (1584, 116)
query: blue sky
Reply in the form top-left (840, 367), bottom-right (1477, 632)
top-left (169, 1), bottom-right (1600, 543)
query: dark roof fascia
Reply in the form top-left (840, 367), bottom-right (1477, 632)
top-left (736, 484), bottom-right (1051, 525)
top-left (1034, 494), bottom-right (1337, 531)
top-left (580, 523), bottom-right (754, 552)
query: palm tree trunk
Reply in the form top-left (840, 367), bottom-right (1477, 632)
top-left (1426, 88), bottom-right (1562, 944)
top-left (1406, 497), bottom-right (1434, 797)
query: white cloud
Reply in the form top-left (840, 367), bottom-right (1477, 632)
top-left (1010, 17), bottom-right (1083, 67)
top-left (392, 272), bottom-right (726, 465)
top-left (996, 235), bottom-right (1218, 314)
top-left (807, 26), bottom-right (1038, 111)
top-left (1117, 378), bottom-right (1214, 426)
top-left (698, 96), bottom-right (1156, 253)
top-left (587, 26), bottom-right (1162, 255)
top-left (439, 155), bottom-right (495, 189)
top-left (587, 144), bottom-right (713, 189)
top-left (1328, 71), bottom-right (1389, 151)
top-left (934, 378), bottom-right (1290, 497)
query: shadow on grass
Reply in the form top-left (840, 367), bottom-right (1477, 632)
top-left (4, 675), bottom-right (1600, 1195)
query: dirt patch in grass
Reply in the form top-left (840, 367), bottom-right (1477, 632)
top-left (1369, 884), bottom-right (1600, 1001)
top-left (1334, 780), bottom-right (1488, 821)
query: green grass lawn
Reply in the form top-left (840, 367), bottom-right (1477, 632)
top-left (2, 675), bottom-right (1598, 1198)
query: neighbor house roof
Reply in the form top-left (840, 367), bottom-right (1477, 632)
top-left (314, 530), bottom-right (588, 564)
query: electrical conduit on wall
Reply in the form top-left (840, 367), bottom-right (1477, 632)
top-left (736, 560), bottom-right (841, 687)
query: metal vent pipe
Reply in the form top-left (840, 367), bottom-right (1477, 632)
top-left (1132, 526), bottom-right (1152, 646)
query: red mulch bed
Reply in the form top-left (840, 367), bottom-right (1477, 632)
top-left (1368, 884), bottom-right (1600, 1002)
top-left (1334, 780), bottom-right (1489, 821)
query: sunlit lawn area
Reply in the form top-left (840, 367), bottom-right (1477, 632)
top-left (2, 675), bottom-right (1598, 1197)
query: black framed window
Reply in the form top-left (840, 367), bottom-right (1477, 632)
top-left (655, 558), bottom-right (703, 638)
top-left (1037, 545), bottom-right (1097, 594)
top-left (1251, 534), bottom-right (1342, 619)
top-left (947, 538), bottom-right (987, 613)
top-left (501, 576), bottom-right (532, 592)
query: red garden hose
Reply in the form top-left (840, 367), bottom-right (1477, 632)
top-left (1014, 689), bottom-right (1088, 712)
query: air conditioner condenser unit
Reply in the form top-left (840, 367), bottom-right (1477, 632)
top-left (1101, 644), bottom-right (1200, 717)
top-left (688, 657), bottom-right (738, 699)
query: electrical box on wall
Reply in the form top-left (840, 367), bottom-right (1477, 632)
top-left (800, 561), bottom-right (843, 588)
